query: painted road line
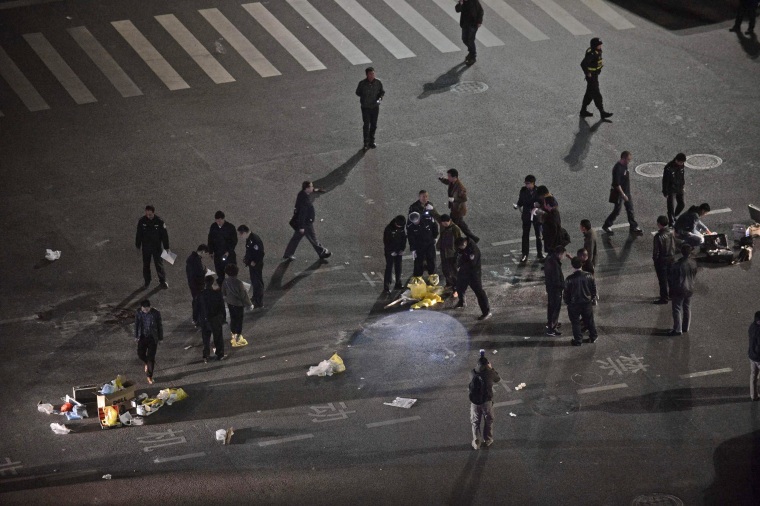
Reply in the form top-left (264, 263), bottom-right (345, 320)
top-left (362, 272), bottom-right (378, 287)
top-left (481, 0), bottom-right (549, 42)
top-left (0, 0), bottom-right (63, 9)
top-left (580, 0), bottom-right (635, 30)
top-left (199, 8), bottom-right (281, 77)
top-left (23, 33), bottom-right (97, 104)
top-left (335, 0), bottom-right (415, 59)
top-left (293, 264), bottom-right (346, 277)
top-left (68, 26), bottom-right (143, 97)
top-left (112, 20), bottom-right (190, 90)
top-left (155, 14), bottom-right (235, 84)
top-left (0, 315), bottom-right (39, 325)
top-left (492, 238), bottom-right (522, 247)
top-left (680, 368), bottom-right (732, 379)
top-left (366, 416), bottom-right (421, 428)
top-left (383, 0), bottom-right (459, 53)
top-left (577, 383), bottom-right (628, 394)
top-left (430, 0), bottom-right (504, 47)
top-left (530, 0), bottom-right (592, 35)
top-left (153, 452), bottom-right (206, 463)
top-left (258, 433), bottom-right (314, 446)
top-left (493, 399), bottom-right (523, 408)
top-left (243, 3), bottom-right (326, 71)
top-left (710, 207), bottom-right (732, 214)
top-left (287, 0), bottom-right (370, 65)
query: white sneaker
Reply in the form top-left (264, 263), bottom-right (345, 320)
top-left (484, 439), bottom-right (494, 447)
top-left (471, 439), bottom-right (481, 450)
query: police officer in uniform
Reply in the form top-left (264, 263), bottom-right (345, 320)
top-left (238, 225), bottom-right (265, 308)
top-left (580, 38), bottom-right (613, 120)
top-left (407, 211), bottom-right (438, 277)
top-left (516, 175), bottom-right (542, 263)
top-left (207, 211), bottom-right (237, 283)
top-left (135, 205), bottom-right (170, 289)
top-left (455, 237), bottom-right (491, 320)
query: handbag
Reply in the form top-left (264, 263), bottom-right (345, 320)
top-left (608, 188), bottom-right (618, 204)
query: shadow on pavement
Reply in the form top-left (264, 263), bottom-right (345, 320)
top-left (563, 117), bottom-right (605, 172)
top-left (585, 386), bottom-right (749, 414)
top-left (448, 450), bottom-right (489, 505)
top-left (609, 0), bottom-right (740, 31)
top-left (312, 149), bottom-right (365, 194)
top-left (703, 427), bottom-right (760, 505)
top-left (734, 31), bottom-right (760, 59)
top-left (418, 63), bottom-right (469, 99)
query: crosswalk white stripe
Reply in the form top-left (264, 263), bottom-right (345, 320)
top-left (334, 0), bottom-right (415, 59)
top-left (530, 0), bottom-right (591, 36)
top-left (580, 0), bottom-right (635, 30)
top-left (23, 33), bottom-right (97, 104)
top-left (0, 46), bottom-right (50, 111)
top-left (481, 0), bottom-right (548, 41)
top-left (286, 0), bottom-right (371, 65)
top-left (155, 14), bottom-right (235, 84)
top-left (68, 26), bottom-right (143, 97)
top-left (198, 8), bottom-right (281, 78)
top-left (111, 20), bottom-right (190, 90)
top-left (242, 3), bottom-right (326, 71)
top-left (382, 0), bottom-right (459, 53)
top-left (429, 0), bottom-right (504, 47)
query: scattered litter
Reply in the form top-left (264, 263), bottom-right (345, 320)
top-left (385, 275), bottom-right (444, 310)
top-left (50, 423), bottom-right (71, 435)
top-left (492, 350), bottom-right (498, 354)
top-left (344, 261), bottom-right (350, 265)
top-left (45, 249), bottom-right (61, 261)
top-left (215, 427), bottom-right (234, 444)
top-left (38, 403), bottom-right (55, 415)
top-left (383, 397), bottom-right (417, 409)
top-left (360, 377), bottom-right (365, 380)
top-left (260, 356), bottom-right (266, 359)
top-left (509, 412), bottom-right (517, 417)
top-left (184, 345), bottom-right (193, 350)
top-left (524, 336), bottom-right (530, 340)
top-left (370, 271), bottom-right (375, 275)
top-left (131, 416), bottom-right (144, 426)
top-left (161, 249), bottom-right (177, 265)
top-left (157, 388), bottom-right (188, 405)
top-left (102, 474), bottom-right (112, 480)
top-left (364, 255), bottom-right (371, 258)
top-left (307, 353), bottom-right (346, 376)
top-left (515, 383), bottom-right (526, 391)
top-left (66, 16), bottom-right (72, 20)
top-left (205, 268), bottom-right (216, 277)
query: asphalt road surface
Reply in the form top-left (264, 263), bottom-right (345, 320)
top-left (1, 0), bottom-right (759, 505)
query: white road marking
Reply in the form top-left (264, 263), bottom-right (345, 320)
top-left (492, 238), bottom-right (522, 247)
top-left (153, 452), bottom-right (206, 463)
top-left (383, 0), bottom-right (459, 53)
top-left (530, 0), bottom-right (592, 35)
top-left (709, 207), bottom-right (732, 215)
top-left (679, 368), bottom-right (732, 379)
top-left (499, 382), bottom-right (511, 392)
top-left (580, 0), bottom-right (635, 30)
top-left (111, 20), bottom-right (190, 90)
top-left (430, 0), bottom-right (504, 47)
top-left (23, 33), bottom-right (97, 104)
top-left (493, 399), bottom-right (523, 408)
top-left (258, 433), bottom-right (314, 446)
top-left (294, 265), bottom-right (346, 276)
top-left (334, 0), bottom-right (415, 59)
top-left (0, 315), bottom-right (39, 325)
top-left (243, 3), bottom-right (326, 71)
top-left (481, 0), bottom-right (549, 41)
top-left (362, 272), bottom-right (378, 287)
top-left (366, 415), bottom-right (421, 428)
top-left (0, 46), bottom-right (49, 111)
top-left (0, 0), bottom-right (63, 9)
top-left (286, 0), bottom-right (371, 65)
top-left (155, 14), bottom-right (235, 84)
top-left (577, 383), bottom-right (628, 394)
top-left (199, 8), bottom-right (281, 77)
top-left (68, 26), bottom-right (143, 98)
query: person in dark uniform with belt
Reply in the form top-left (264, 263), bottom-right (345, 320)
top-left (208, 211), bottom-right (237, 283)
top-left (135, 205), bottom-right (170, 289)
top-left (409, 190), bottom-right (441, 222)
top-left (407, 211), bottom-right (438, 277)
top-left (283, 181), bottom-right (332, 261)
top-left (662, 153), bottom-right (686, 227)
top-left (516, 175), bottom-right (542, 263)
top-left (563, 256), bottom-right (598, 346)
top-left (579, 38), bottom-right (613, 120)
top-left (186, 244), bottom-right (210, 325)
top-left (652, 216), bottom-right (677, 305)
top-left (356, 67), bottom-right (385, 151)
top-left (455, 237), bottom-right (491, 320)
top-left (383, 215), bottom-right (407, 293)
top-left (238, 225), bottom-right (265, 308)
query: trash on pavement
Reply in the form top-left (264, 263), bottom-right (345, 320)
top-left (37, 403), bottom-right (55, 415)
top-left (509, 412), bottom-right (517, 417)
top-left (307, 353), bottom-right (346, 377)
top-left (157, 388), bottom-right (188, 405)
top-left (385, 275), bottom-right (444, 310)
top-left (216, 427), bottom-right (234, 444)
top-left (161, 249), bottom-right (177, 265)
top-left (50, 423), bottom-right (71, 434)
top-left (383, 397), bottom-right (417, 409)
top-left (102, 474), bottom-right (112, 480)
top-left (45, 249), bottom-right (61, 261)
top-left (515, 383), bottom-right (526, 391)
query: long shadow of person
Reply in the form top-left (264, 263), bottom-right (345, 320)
top-left (312, 149), bottom-right (366, 195)
top-left (418, 63), bottom-right (469, 99)
top-left (735, 31), bottom-right (760, 59)
top-left (248, 259), bottom-right (324, 324)
top-left (563, 117), bottom-right (605, 172)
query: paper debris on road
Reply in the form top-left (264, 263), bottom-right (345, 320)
top-left (50, 422), bottom-right (71, 434)
top-left (509, 412), bottom-right (517, 417)
top-left (383, 397), bottom-right (417, 409)
top-left (515, 383), bottom-right (527, 391)
top-left (102, 474), bottom-right (112, 480)
top-left (37, 403), bottom-right (55, 415)
top-left (45, 249), bottom-right (61, 261)
top-left (307, 353), bottom-right (346, 376)
top-left (161, 249), bottom-right (177, 265)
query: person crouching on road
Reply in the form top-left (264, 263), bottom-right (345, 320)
top-left (135, 299), bottom-right (163, 385)
top-left (221, 264), bottom-right (252, 348)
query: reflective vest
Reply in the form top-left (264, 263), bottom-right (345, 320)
top-left (581, 48), bottom-right (603, 75)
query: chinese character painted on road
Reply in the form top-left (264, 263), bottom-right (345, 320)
top-left (309, 402), bottom-right (355, 423)
top-left (137, 429), bottom-right (187, 452)
top-left (0, 457), bottom-right (22, 476)
top-left (597, 354), bottom-right (648, 376)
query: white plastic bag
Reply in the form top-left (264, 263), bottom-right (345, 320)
top-left (307, 360), bottom-right (334, 377)
top-left (37, 403), bottom-right (55, 414)
top-left (45, 249), bottom-right (61, 261)
top-left (50, 423), bottom-right (70, 434)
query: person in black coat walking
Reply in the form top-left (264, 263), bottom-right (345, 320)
top-left (662, 153), bottom-right (686, 226)
top-left (197, 275), bottom-right (226, 363)
top-left (544, 246), bottom-right (566, 336)
top-left (748, 311), bottom-right (760, 401)
top-left (516, 175), bottom-right (542, 263)
top-left (283, 181), bottom-right (331, 261)
top-left (356, 67), bottom-right (385, 150)
top-left (730, 0), bottom-right (758, 35)
top-left (407, 211), bottom-right (438, 277)
top-left (238, 225), bottom-right (265, 308)
top-left (186, 244), bottom-right (210, 325)
top-left (454, 237), bottom-right (491, 320)
top-left (134, 300), bottom-right (163, 384)
top-left (455, 0), bottom-right (484, 65)
top-left (208, 211), bottom-right (237, 283)
top-left (383, 215), bottom-right (407, 292)
top-left (135, 205), bottom-right (170, 289)
top-left (667, 244), bottom-right (698, 336)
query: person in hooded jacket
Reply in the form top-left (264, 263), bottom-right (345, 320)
top-left (749, 311), bottom-right (760, 401)
top-left (662, 153), bottom-right (686, 226)
top-left (407, 211), bottom-right (438, 277)
top-left (469, 352), bottom-right (501, 449)
top-left (667, 244), bottom-right (698, 336)
top-left (383, 215), bottom-right (407, 292)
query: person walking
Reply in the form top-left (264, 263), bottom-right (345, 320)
top-left (749, 311), bottom-right (760, 401)
top-left (383, 215), bottom-right (407, 292)
top-left (516, 175), bottom-right (542, 263)
top-left (208, 211), bottom-right (237, 283)
top-left (667, 244), bottom-right (697, 336)
top-left (134, 299), bottom-right (163, 385)
top-left (185, 244), bottom-right (210, 326)
top-left (438, 214), bottom-right (463, 291)
top-left (602, 151), bottom-right (644, 236)
top-left (238, 225), bottom-right (265, 308)
top-left (135, 205), bottom-right (170, 289)
top-left (197, 275), bottom-right (226, 363)
top-left (563, 257), bottom-right (599, 346)
top-left (455, 237), bottom-right (492, 320)
top-left (284, 181), bottom-right (332, 261)
top-left (652, 216), bottom-right (677, 305)
top-left (438, 169), bottom-right (479, 243)
top-left (469, 350), bottom-right (501, 449)
top-left (407, 211), bottom-right (438, 277)
top-left (356, 67), bottom-right (385, 151)
top-left (730, 0), bottom-right (758, 35)
top-left (674, 203), bottom-right (712, 247)
top-left (455, 0), bottom-right (484, 66)
top-left (580, 220), bottom-right (597, 274)
top-left (662, 153), bottom-right (687, 227)
top-left (579, 37), bottom-right (613, 119)
top-left (221, 264), bottom-right (252, 348)
top-left (544, 246), bottom-right (566, 336)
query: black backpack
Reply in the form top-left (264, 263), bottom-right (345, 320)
top-left (469, 373), bottom-right (488, 405)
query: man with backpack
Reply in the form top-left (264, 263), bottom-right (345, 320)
top-left (469, 351), bottom-right (501, 449)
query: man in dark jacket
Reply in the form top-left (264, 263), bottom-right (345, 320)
top-left (409, 190), bottom-right (441, 221)
top-left (186, 244), bottom-right (210, 325)
top-left (730, 0), bottom-right (758, 34)
top-left (197, 276), bottom-right (226, 363)
top-left (383, 215), bottom-right (407, 292)
top-left (455, 237), bottom-right (491, 320)
top-left (579, 37), bottom-right (612, 119)
top-left (470, 352), bottom-right (501, 449)
top-left (662, 153), bottom-right (686, 226)
top-left (580, 219), bottom-right (597, 273)
top-left (544, 246), bottom-right (566, 336)
top-left (208, 211), bottom-right (237, 283)
top-left (517, 175), bottom-right (542, 263)
top-left (668, 244), bottom-right (698, 336)
top-left (438, 215), bottom-right (463, 290)
top-left (564, 257), bottom-right (598, 346)
top-left (355, 66), bottom-right (385, 150)
top-left (455, 0), bottom-right (484, 65)
top-left (134, 300), bottom-right (163, 384)
top-left (407, 211), bottom-right (437, 277)
top-left (602, 151), bottom-right (643, 236)
top-left (284, 181), bottom-right (331, 261)
top-left (541, 200), bottom-right (563, 255)
top-left (238, 225), bottom-right (265, 308)
top-left (439, 168), bottom-right (479, 243)
top-left (652, 216), bottom-right (677, 304)
top-left (675, 203), bottom-right (712, 247)
top-left (136, 205), bottom-right (170, 289)
top-left (749, 311), bottom-right (760, 401)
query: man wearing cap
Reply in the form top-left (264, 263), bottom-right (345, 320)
top-left (356, 67), bottom-right (385, 151)
top-left (580, 38), bottom-right (613, 120)
top-left (662, 153), bottom-right (687, 227)
top-left (407, 211), bottom-right (438, 277)
top-left (469, 352), bottom-right (501, 449)
top-left (207, 211), bottom-right (237, 283)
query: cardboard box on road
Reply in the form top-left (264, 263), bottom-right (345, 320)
top-left (97, 381), bottom-right (136, 409)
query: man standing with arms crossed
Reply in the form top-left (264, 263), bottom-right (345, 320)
top-left (356, 67), bottom-right (384, 151)
top-left (602, 151), bottom-right (644, 236)
top-left (579, 38), bottom-right (612, 119)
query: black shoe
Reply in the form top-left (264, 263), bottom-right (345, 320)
top-left (580, 110), bottom-right (593, 118)
top-left (363, 144), bottom-right (370, 151)
top-left (666, 330), bottom-right (682, 336)
top-left (602, 225), bottom-right (614, 235)
top-left (203, 357), bottom-right (208, 364)
top-left (478, 312), bottom-right (492, 321)
top-left (653, 299), bottom-right (669, 305)
top-left (466, 57), bottom-right (476, 66)
top-left (520, 255), bottom-right (528, 263)
top-left (571, 340), bottom-right (582, 346)
top-left (545, 329), bottom-right (559, 337)
top-left (472, 236), bottom-right (480, 243)
top-left (630, 228), bottom-right (644, 236)
top-left (729, 25), bottom-right (740, 32)
top-left (216, 355), bottom-right (227, 361)
top-left (600, 111), bottom-right (613, 119)
top-left (159, 281), bottom-right (169, 289)
top-left (394, 282), bottom-right (403, 290)
top-left (369, 142), bottom-right (377, 149)
top-left (588, 337), bottom-right (597, 344)
top-left (144, 282), bottom-right (150, 289)
top-left (282, 256), bottom-right (295, 262)
top-left (454, 300), bottom-right (466, 309)
top-left (536, 254), bottom-right (545, 261)
top-left (320, 251), bottom-right (332, 259)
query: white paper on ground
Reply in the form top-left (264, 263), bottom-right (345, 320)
top-left (50, 422), bottom-right (71, 434)
top-left (383, 397), bottom-right (417, 409)
top-left (161, 249), bottom-right (177, 265)
top-left (45, 249), bottom-right (61, 261)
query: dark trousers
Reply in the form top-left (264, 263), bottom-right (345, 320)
top-left (522, 218), bottom-right (543, 256)
top-left (227, 304), bottom-right (244, 335)
top-left (190, 286), bottom-right (201, 323)
top-left (248, 263), bottom-right (264, 307)
top-left (547, 288), bottom-right (562, 328)
top-left (671, 294), bottom-right (692, 333)
top-left (457, 272), bottom-right (490, 316)
top-left (461, 24), bottom-right (478, 58)
top-left (604, 196), bottom-right (638, 230)
top-left (361, 106), bottom-right (379, 145)
top-left (142, 249), bottom-right (165, 285)
top-left (413, 244), bottom-right (436, 277)
top-left (734, 3), bottom-right (757, 30)
top-left (384, 252), bottom-right (402, 290)
top-left (452, 214), bottom-right (479, 242)
top-left (666, 193), bottom-right (685, 225)
top-left (202, 315), bottom-right (224, 359)
top-left (284, 223), bottom-right (328, 258)
top-left (213, 252), bottom-right (235, 283)
top-left (581, 75), bottom-right (604, 112)
top-left (440, 254), bottom-right (457, 288)
top-left (654, 260), bottom-right (670, 301)
top-left (568, 303), bottom-right (597, 344)
top-left (137, 336), bottom-right (157, 379)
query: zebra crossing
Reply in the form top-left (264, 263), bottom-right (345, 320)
top-left (0, 0), bottom-right (635, 114)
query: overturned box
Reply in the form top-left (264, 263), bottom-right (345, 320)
top-left (97, 381), bottom-right (136, 409)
